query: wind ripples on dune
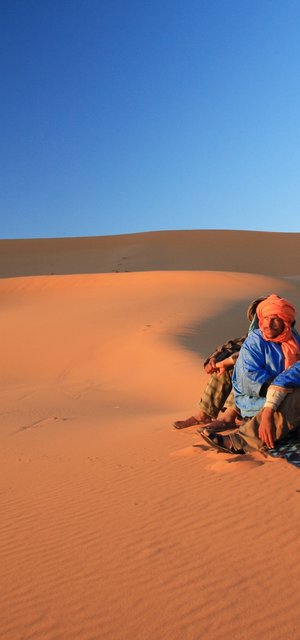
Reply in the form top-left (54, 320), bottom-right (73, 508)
top-left (1, 261), bottom-right (300, 639)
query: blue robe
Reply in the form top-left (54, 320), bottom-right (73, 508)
top-left (232, 329), bottom-right (300, 417)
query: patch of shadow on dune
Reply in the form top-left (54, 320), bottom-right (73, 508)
top-left (174, 299), bottom-right (249, 361)
top-left (174, 283), bottom-right (300, 361)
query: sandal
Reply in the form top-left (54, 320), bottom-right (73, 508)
top-left (198, 430), bottom-right (245, 455)
top-left (173, 416), bottom-right (202, 429)
top-left (197, 419), bottom-right (237, 433)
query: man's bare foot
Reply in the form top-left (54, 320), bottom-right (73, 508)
top-left (173, 410), bottom-right (213, 430)
top-left (193, 410), bottom-right (212, 423)
top-left (221, 408), bottom-right (238, 424)
top-left (173, 416), bottom-right (202, 429)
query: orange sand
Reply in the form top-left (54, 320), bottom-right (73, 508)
top-left (1, 230), bottom-right (300, 640)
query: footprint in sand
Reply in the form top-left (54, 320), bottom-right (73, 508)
top-left (17, 416), bottom-right (69, 432)
top-left (113, 256), bottom-right (130, 273)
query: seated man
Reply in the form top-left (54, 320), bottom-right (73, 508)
top-left (173, 298), bottom-right (264, 430)
top-left (200, 294), bottom-right (300, 454)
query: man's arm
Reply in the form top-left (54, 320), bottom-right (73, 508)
top-left (258, 362), bottom-right (300, 447)
top-left (204, 336), bottom-right (245, 372)
top-left (271, 361), bottom-right (300, 388)
top-left (258, 385), bottom-right (293, 448)
top-left (214, 354), bottom-right (238, 375)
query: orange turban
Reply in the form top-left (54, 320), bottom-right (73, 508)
top-left (256, 295), bottom-right (295, 325)
top-left (256, 294), bottom-right (300, 369)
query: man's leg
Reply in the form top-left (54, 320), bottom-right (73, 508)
top-left (222, 389), bottom-right (240, 423)
top-left (230, 388), bottom-right (300, 452)
top-left (173, 370), bottom-right (235, 429)
top-left (198, 370), bottom-right (233, 420)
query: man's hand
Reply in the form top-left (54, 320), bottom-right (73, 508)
top-left (258, 408), bottom-right (276, 448)
top-left (214, 357), bottom-right (234, 376)
top-left (204, 358), bottom-right (217, 374)
top-left (205, 356), bottom-right (235, 375)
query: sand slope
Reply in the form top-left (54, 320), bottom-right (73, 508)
top-left (1, 229), bottom-right (300, 277)
top-left (1, 231), bottom-right (300, 640)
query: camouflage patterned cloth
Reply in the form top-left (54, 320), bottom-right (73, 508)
top-left (198, 370), bottom-right (238, 419)
top-left (203, 336), bottom-right (246, 369)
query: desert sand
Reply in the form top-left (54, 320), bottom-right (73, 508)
top-left (1, 230), bottom-right (300, 640)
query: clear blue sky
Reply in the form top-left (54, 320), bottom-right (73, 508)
top-left (1, 0), bottom-right (300, 239)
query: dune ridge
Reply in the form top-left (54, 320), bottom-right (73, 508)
top-left (1, 229), bottom-right (300, 277)
top-left (1, 231), bottom-right (300, 639)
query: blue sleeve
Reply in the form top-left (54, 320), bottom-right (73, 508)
top-left (273, 362), bottom-right (300, 387)
top-left (233, 333), bottom-right (272, 397)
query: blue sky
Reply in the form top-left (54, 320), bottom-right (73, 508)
top-left (1, 0), bottom-right (300, 239)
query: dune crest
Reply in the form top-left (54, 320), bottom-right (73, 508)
top-left (1, 229), bottom-right (300, 277)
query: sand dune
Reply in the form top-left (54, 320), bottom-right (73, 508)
top-left (1, 229), bottom-right (300, 277)
top-left (1, 230), bottom-right (300, 640)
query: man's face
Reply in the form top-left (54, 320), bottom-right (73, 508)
top-left (261, 314), bottom-right (285, 339)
